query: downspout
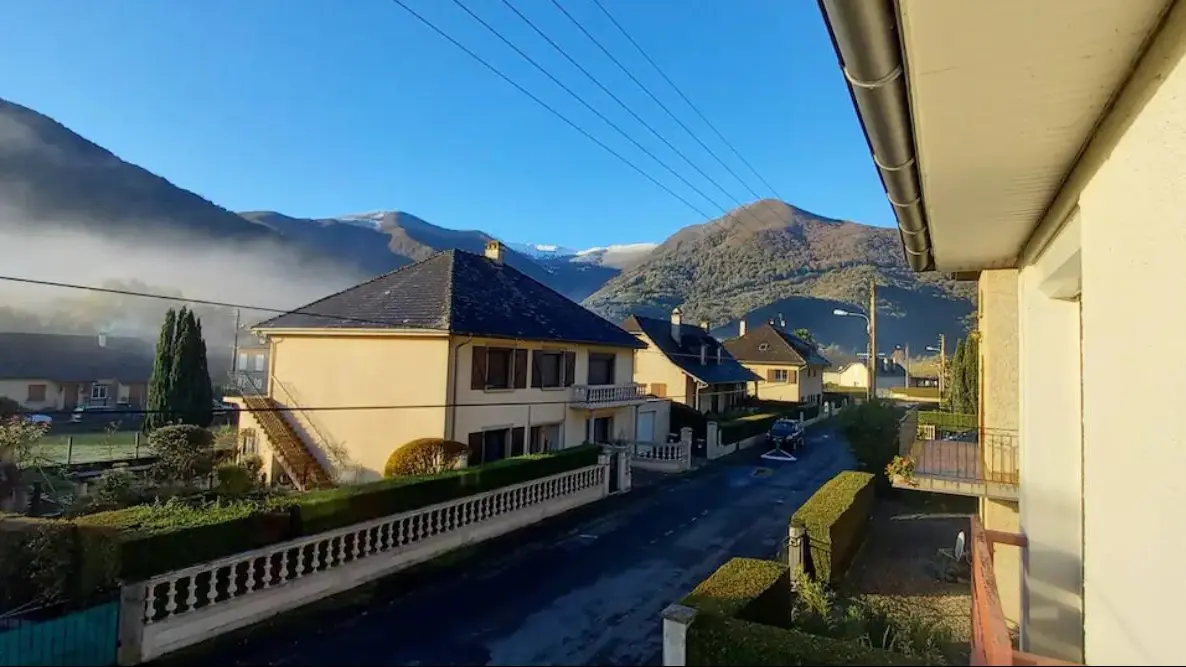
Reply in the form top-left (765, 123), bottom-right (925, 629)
top-left (449, 336), bottom-right (474, 441)
top-left (818, 0), bottom-right (933, 272)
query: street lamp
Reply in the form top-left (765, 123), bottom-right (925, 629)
top-left (833, 309), bottom-right (874, 399)
top-left (926, 344), bottom-right (946, 401)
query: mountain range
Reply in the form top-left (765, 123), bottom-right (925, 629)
top-left (0, 97), bottom-right (974, 351)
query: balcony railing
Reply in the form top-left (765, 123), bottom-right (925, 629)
top-left (571, 383), bottom-right (647, 407)
top-left (901, 424), bottom-right (1019, 500)
top-left (225, 370), bottom-right (267, 396)
top-left (970, 518), bottom-right (1080, 666)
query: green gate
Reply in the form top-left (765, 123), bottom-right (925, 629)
top-left (0, 595), bottom-right (119, 666)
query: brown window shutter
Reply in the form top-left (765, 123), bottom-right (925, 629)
top-left (471, 347), bottom-right (487, 390)
top-left (530, 350), bottom-right (543, 388)
top-left (511, 426), bottom-right (526, 457)
top-left (564, 351), bottom-right (577, 387)
top-left (467, 431), bottom-right (484, 465)
top-left (790, 369), bottom-right (798, 384)
top-left (766, 369), bottom-right (776, 382)
top-left (514, 349), bottom-right (529, 389)
top-left (651, 383), bottom-right (667, 398)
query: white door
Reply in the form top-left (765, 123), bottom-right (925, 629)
top-left (636, 411), bottom-right (655, 443)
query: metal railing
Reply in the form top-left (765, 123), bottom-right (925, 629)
top-left (970, 518), bottom-right (1080, 666)
top-left (912, 424), bottom-right (1019, 486)
top-left (572, 383), bottom-right (647, 405)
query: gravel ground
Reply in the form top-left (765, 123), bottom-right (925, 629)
top-left (843, 493), bottom-right (978, 661)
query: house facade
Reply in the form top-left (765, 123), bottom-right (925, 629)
top-left (821, 0), bottom-right (1184, 663)
top-left (0, 332), bottom-right (152, 412)
top-left (823, 358), bottom-right (909, 396)
top-left (236, 242), bottom-right (659, 486)
top-left (722, 322), bottom-right (830, 404)
top-left (622, 310), bottom-right (759, 414)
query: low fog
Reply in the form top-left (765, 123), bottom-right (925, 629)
top-left (0, 223), bottom-right (364, 354)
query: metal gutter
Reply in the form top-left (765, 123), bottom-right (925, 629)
top-left (817, 0), bottom-right (934, 272)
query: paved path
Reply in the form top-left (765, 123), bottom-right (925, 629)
top-left (198, 428), bottom-right (855, 667)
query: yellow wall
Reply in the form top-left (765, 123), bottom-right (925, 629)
top-left (824, 363), bottom-right (868, 388)
top-left (268, 332), bottom-right (452, 483)
top-left (743, 363), bottom-right (805, 402)
top-left (632, 333), bottom-right (692, 406)
top-left (449, 336), bottom-right (639, 448)
top-left (223, 396), bottom-right (280, 485)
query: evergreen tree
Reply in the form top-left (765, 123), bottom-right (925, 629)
top-left (169, 307), bottom-right (197, 426)
top-left (962, 335), bottom-right (980, 415)
top-left (144, 308), bottom-right (177, 432)
top-left (948, 338), bottom-right (966, 414)
top-left (191, 312), bottom-right (214, 427)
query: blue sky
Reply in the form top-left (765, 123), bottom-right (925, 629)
top-left (0, 0), bottom-right (891, 248)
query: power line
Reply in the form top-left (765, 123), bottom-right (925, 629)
top-left (0, 274), bottom-right (763, 363)
top-left (588, 0), bottom-right (785, 201)
top-left (441, 0), bottom-right (731, 215)
top-left (548, 0), bottom-right (766, 203)
top-left (499, 0), bottom-right (750, 211)
top-left (384, 0), bottom-right (712, 220)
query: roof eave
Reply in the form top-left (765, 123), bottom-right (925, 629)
top-left (818, 0), bottom-right (934, 272)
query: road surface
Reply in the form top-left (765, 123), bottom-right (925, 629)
top-left (194, 427), bottom-right (855, 667)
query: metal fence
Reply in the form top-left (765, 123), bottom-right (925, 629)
top-left (911, 424), bottom-right (1019, 485)
top-left (0, 593), bottom-right (120, 667)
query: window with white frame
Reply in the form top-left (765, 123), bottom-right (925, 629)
top-left (91, 384), bottom-right (109, 400)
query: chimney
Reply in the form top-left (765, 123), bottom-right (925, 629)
top-left (738, 320), bottom-right (747, 337)
top-left (671, 307), bottom-right (683, 344)
top-left (484, 240), bottom-right (504, 264)
top-left (778, 313), bottom-right (786, 328)
top-left (700, 344), bottom-right (707, 365)
top-left (716, 346), bottom-right (722, 364)
top-left (700, 319), bottom-right (709, 331)
top-left (97, 332), bottom-right (107, 348)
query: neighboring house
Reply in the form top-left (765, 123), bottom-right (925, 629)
top-left (823, 358), bottom-right (909, 396)
top-left (0, 332), bottom-right (153, 412)
top-left (237, 242), bottom-right (656, 486)
top-left (822, 0), bottom-right (1184, 663)
top-left (722, 321), bottom-right (830, 404)
top-left (229, 334), bottom-right (269, 394)
top-left (622, 310), bottom-right (760, 414)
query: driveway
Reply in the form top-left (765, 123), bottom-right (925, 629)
top-left (192, 427), bottom-right (856, 667)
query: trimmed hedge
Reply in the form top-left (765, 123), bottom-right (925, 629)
top-left (720, 412), bottom-right (781, 444)
top-left (681, 557), bottom-right (918, 666)
top-left (917, 411), bottom-right (977, 430)
top-left (791, 471), bottom-right (875, 583)
top-left (275, 443), bottom-right (603, 536)
top-left (0, 516), bottom-right (121, 608)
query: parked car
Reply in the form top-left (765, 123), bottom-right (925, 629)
top-left (69, 405), bottom-right (118, 423)
top-left (25, 413), bottom-right (53, 425)
top-left (766, 418), bottom-right (805, 451)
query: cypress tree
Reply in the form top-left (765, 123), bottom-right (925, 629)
top-left (962, 335), bottom-right (980, 415)
top-left (144, 308), bottom-right (177, 432)
top-left (948, 338), bottom-right (966, 414)
top-left (170, 308), bottom-right (198, 426)
top-left (191, 312), bottom-right (214, 427)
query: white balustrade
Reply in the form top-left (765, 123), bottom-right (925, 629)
top-left (629, 441), bottom-right (691, 474)
top-left (133, 463), bottom-right (608, 662)
top-left (573, 383), bottom-right (646, 405)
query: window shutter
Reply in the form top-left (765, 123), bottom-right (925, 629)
top-left (471, 347), bottom-right (487, 390)
top-left (511, 426), bottom-right (526, 457)
top-left (530, 350), bottom-right (543, 388)
top-left (514, 349), bottom-right (529, 389)
top-left (651, 383), bottom-right (667, 398)
top-left (564, 351), bottom-right (577, 387)
top-left (467, 431), bottom-right (484, 465)
top-left (766, 369), bottom-right (776, 382)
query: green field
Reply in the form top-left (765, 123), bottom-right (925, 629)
top-left (30, 431), bottom-right (144, 465)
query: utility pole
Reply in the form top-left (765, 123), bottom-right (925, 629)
top-left (867, 280), bottom-right (877, 401)
top-left (231, 307), bottom-right (241, 377)
top-left (905, 342), bottom-right (911, 387)
top-left (938, 334), bottom-right (947, 402)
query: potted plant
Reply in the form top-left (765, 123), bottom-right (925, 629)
top-left (885, 455), bottom-right (917, 486)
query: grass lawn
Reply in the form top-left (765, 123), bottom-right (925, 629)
top-left (31, 431), bottom-right (144, 464)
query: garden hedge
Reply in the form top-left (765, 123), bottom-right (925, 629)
top-left (720, 412), bottom-right (781, 444)
top-left (791, 471), bottom-right (875, 583)
top-left (917, 411), bottom-right (977, 430)
top-left (277, 443), bottom-right (603, 536)
top-left (680, 557), bottom-right (918, 666)
top-left (0, 516), bottom-right (121, 608)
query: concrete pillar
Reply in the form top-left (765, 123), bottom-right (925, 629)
top-left (661, 603), bottom-right (697, 666)
top-left (787, 523), bottom-right (806, 586)
top-left (117, 582), bottom-right (146, 666)
top-left (706, 422), bottom-right (719, 459)
top-left (617, 450), bottom-right (632, 493)
top-left (597, 453), bottom-right (611, 497)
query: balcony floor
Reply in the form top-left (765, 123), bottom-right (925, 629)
top-left (900, 439), bottom-right (1019, 501)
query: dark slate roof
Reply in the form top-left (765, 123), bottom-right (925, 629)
top-left (621, 314), bottom-right (760, 384)
top-left (723, 323), bottom-right (832, 368)
top-left (0, 333), bottom-right (154, 382)
top-left (256, 249), bottom-right (644, 349)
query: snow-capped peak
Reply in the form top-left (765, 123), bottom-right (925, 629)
top-left (507, 242), bottom-right (580, 258)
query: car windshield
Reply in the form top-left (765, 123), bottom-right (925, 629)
top-left (771, 421), bottom-right (797, 434)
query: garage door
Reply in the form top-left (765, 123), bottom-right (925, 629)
top-left (636, 411), bottom-right (655, 443)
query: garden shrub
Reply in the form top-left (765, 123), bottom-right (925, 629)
top-left (384, 438), bottom-right (469, 477)
top-left (671, 402), bottom-right (708, 440)
top-left (215, 462), bottom-right (258, 497)
top-left (720, 412), bottom-right (781, 444)
top-left (791, 471), bottom-right (875, 583)
top-left (0, 516), bottom-right (121, 609)
top-left (916, 411), bottom-right (977, 430)
top-left (148, 424), bottom-right (215, 483)
top-left (76, 498), bottom-right (291, 579)
top-left (90, 468), bottom-right (145, 510)
top-left (680, 557), bottom-right (919, 666)
top-left (836, 400), bottom-right (902, 489)
top-left (279, 443), bottom-right (602, 536)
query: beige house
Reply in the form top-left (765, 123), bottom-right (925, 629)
top-left (622, 311), bottom-right (759, 414)
top-left (823, 358), bottom-right (908, 395)
top-left (821, 0), bottom-right (1185, 663)
top-left (0, 332), bottom-right (152, 413)
top-left (721, 322), bottom-right (829, 404)
top-left (235, 242), bottom-right (655, 487)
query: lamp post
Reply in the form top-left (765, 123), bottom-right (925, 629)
top-left (833, 308), bottom-right (874, 400)
top-left (926, 333), bottom-right (947, 402)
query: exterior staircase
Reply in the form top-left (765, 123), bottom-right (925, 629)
top-left (240, 394), bottom-right (335, 490)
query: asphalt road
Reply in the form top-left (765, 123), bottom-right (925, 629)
top-left (191, 427), bottom-right (855, 667)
